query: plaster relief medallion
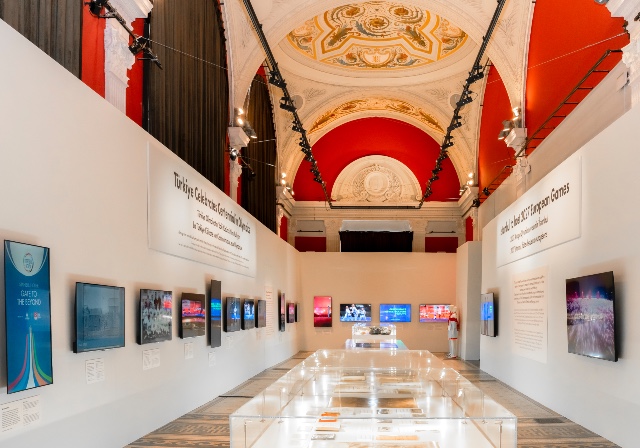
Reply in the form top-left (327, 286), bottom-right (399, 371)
top-left (309, 98), bottom-right (443, 134)
top-left (332, 155), bottom-right (421, 204)
top-left (284, 1), bottom-right (468, 71)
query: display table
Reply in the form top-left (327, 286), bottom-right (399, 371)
top-left (230, 350), bottom-right (516, 448)
top-left (344, 339), bottom-right (408, 350)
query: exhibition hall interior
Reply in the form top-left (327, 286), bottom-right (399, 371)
top-left (1, 0), bottom-right (640, 446)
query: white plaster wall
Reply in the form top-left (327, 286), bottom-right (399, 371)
top-left (0, 21), bottom-right (300, 448)
top-left (456, 241), bottom-right (482, 360)
top-left (299, 252), bottom-right (457, 352)
top-left (480, 105), bottom-right (640, 448)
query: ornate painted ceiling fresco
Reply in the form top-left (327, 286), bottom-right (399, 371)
top-left (309, 98), bottom-right (444, 134)
top-left (286, 2), bottom-right (468, 70)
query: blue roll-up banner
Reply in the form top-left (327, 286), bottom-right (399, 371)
top-left (4, 240), bottom-right (53, 394)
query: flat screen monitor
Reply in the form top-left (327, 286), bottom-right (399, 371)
top-left (566, 271), bottom-right (617, 362)
top-left (4, 240), bottom-right (53, 393)
top-left (139, 289), bottom-right (173, 344)
top-left (256, 299), bottom-right (266, 328)
top-left (180, 293), bottom-right (206, 338)
top-left (210, 280), bottom-right (222, 348)
top-left (287, 302), bottom-right (295, 323)
top-left (419, 304), bottom-right (451, 323)
top-left (339, 303), bottom-right (372, 322)
top-left (225, 297), bottom-right (242, 332)
top-left (278, 292), bottom-right (286, 332)
top-left (480, 293), bottom-right (496, 337)
top-left (314, 296), bottom-right (332, 327)
top-left (242, 299), bottom-right (256, 330)
top-left (379, 304), bottom-right (411, 322)
top-left (75, 282), bottom-right (125, 353)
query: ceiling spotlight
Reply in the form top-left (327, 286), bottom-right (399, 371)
top-left (268, 72), bottom-right (287, 89)
top-left (468, 172), bottom-right (474, 178)
top-left (482, 187), bottom-right (490, 196)
top-left (468, 65), bottom-right (485, 84)
top-left (304, 153), bottom-right (315, 163)
top-left (442, 139), bottom-right (454, 149)
top-left (467, 179), bottom-right (474, 186)
top-left (292, 123), bottom-right (304, 133)
top-left (281, 173), bottom-right (286, 178)
top-left (229, 148), bottom-right (238, 161)
top-left (456, 95), bottom-right (473, 107)
top-left (280, 179), bottom-right (286, 185)
top-left (512, 107), bottom-right (520, 118)
top-left (593, 0), bottom-right (608, 4)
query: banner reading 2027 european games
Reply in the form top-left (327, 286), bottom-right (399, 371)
top-left (147, 144), bottom-right (257, 278)
top-left (4, 241), bottom-right (53, 394)
top-left (496, 156), bottom-right (581, 267)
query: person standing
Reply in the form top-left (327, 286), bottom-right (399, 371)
top-left (447, 306), bottom-right (459, 359)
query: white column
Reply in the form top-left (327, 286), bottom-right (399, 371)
top-left (325, 219), bottom-right (342, 252)
top-left (104, 0), bottom-right (153, 113)
top-left (410, 219), bottom-right (427, 252)
top-left (287, 218), bottom-right (297, 246)
top-left (607, 0), bottom-right (640, 107)
top-left (276, 206), bottom-right (285, 238)
top-left (229, 158), bottom-right (243, 203)
top-left (469, 208), bottom-right (479, 242)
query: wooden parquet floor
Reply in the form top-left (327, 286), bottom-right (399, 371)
top-left (127, 352), bottom-right (618, 448)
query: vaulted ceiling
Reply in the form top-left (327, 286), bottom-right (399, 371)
top-left (224, 0), bottom-right (627, 210)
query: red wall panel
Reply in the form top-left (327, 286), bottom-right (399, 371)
top-left (280, 215), bottom-right (288, 241)
top-left (295, 237), bottom-right (327, 252)
top-left (425, 237), bottom-right (459, 253)
top-left (478, 67), bottom-right (513, 193)
top-left (526, 0), bottom-right (628, 145)
top-left (292, 117), bottom-right (460, 202)
top-left (81, 6), bottom-right (105, 97)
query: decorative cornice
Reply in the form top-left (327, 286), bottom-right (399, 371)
top-left (109, 0), bottom-right (153, 25)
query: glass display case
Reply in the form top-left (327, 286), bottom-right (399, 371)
top-left (230, 350), bottom-right (517, 448)
top-left (351, 323), bottom-right (396, 342)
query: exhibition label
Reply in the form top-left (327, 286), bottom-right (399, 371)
top-left (147, 144), bottom-right (257, 277)
top-left (512, 267), bottom-right (548, 363)
top-left (496, 156), bottom-right (581, 267)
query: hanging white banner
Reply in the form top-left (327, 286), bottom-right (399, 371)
top-left (496, 156), bottom-right (581, 267)
top-left (147, 143), bottom-right (257, 278)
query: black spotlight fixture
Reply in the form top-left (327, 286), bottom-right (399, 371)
top-left (304, 153), bottom-right (315, 163)
top-left (279, 98), bottom-right (296, 113)
top-left (442, 138), bottom-right (454, 150)
top-left (482, 187), bottom-right (491, 196)
top-left (229, 148), bottom-right (239, 161)
top-left (468, 65), bottom-right (485, 84)
top-left (594, 0), bottom-right (608, 4)
top-left (292, 123), bottom-right (304, 133)
top-left (268, 72), bottom-right (287, 88)
top-left (456, 94), bottom-right (473, 108)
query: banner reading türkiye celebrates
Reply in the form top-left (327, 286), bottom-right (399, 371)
top-left (147, 144), bottom-right (257, 277)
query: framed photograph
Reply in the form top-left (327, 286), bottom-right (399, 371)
top-left (242, 299), bottom-right (256, 330)
top-left (210, 280), bottom-right (222, 347)
top-left (314, 296), bottom-right (332, 327)
top-left (566, 271), bottom-right (617, 361)
top-left (75, 282), bottom-right (125, 353)
top-left (339, 303), bottom-right (372, 322)
top-left (379, 304), bottom-right (411, 322)
top-left (256, 299), bottom-right (266, 328)
top-left (419, 304), bottom-right (451, 323)
top-left (4, 240), bottom-right (53, 393)
top-left (225, 297), bottom-right (241, 332)
top-left (287, 302), bottom-right (295, 323)
top-left (278, 292), bottom-right (286, 332)
top-left (180, 293), bottom-right (206, 338)
top-left (139, 289), bottom-right (172, 344)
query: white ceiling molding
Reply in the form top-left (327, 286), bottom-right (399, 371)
top-left (227, 0), bottom-right (532, 109)
top-left (331, 155), bottom-right (422, 204)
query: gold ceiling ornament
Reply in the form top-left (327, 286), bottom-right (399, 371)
top-left (309, 98), bottom-right (444, 133)
top-left (286, 1), bottom-right (467, 70)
